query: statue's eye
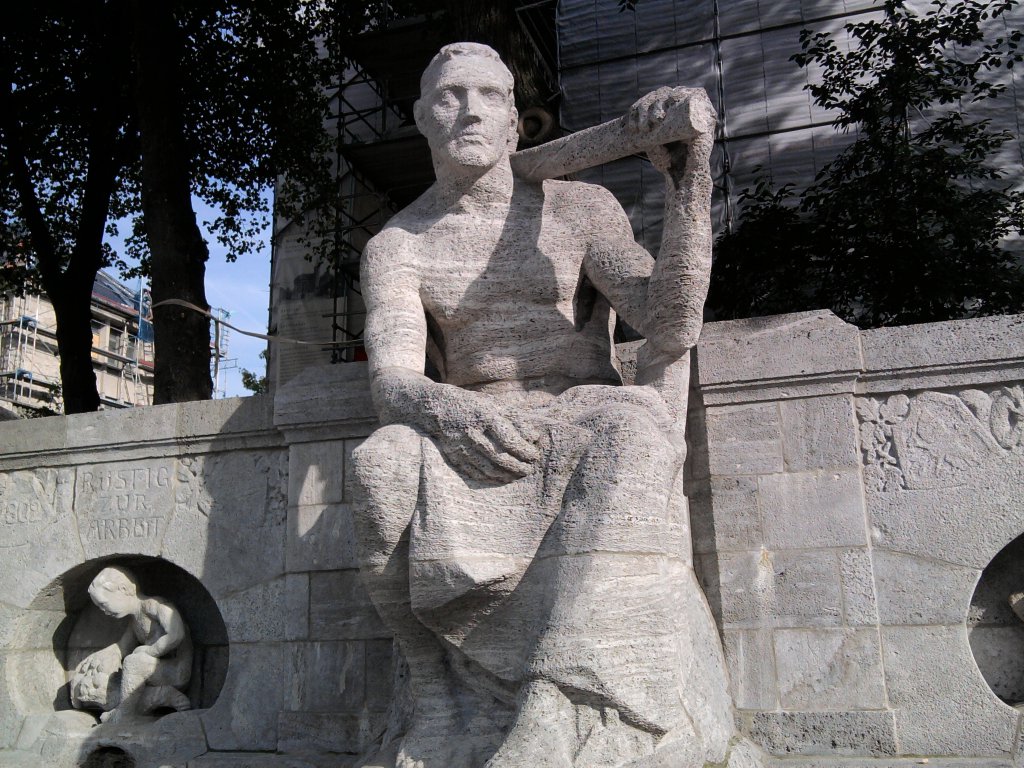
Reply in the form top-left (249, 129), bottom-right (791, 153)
top-left (437, 89), bottom-right (458, 106)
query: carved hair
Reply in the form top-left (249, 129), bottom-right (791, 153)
top-left (89, 566), bottom-right (138, 596)
top-left (419, 42), bottom-right (514, 98)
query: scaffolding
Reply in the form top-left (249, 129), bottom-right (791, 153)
top-left (0, 273), bottom-right (156, 416)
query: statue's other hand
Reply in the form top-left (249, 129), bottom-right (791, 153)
top-left (436, 397), bottom-right (541, 484)
top-left (132, 645), bottom-right (160, 658)
top-left (626, 86), bottom-right (711, 181)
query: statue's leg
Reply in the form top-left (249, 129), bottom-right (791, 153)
top-left (352, 425), bottom-right (501, 768)
top-left (488, 402), bottom-right (732, 767)
top-left (101, 651), bottom-right (158, 723)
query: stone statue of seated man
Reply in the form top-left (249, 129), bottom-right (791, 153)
top-left (352, 42), bottom-right (760, 768)
top-left (70, 566), bottom-right (192, 724)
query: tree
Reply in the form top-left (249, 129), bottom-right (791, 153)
top-left (241, 350), bottom-right (268, 395)
top-left (1, 1), bottom-right (348, 411)
top-left (709, 0), bottom-right (1024, 328)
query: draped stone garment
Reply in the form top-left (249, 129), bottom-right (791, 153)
top-left (404, 382), bottom-right (733, 749)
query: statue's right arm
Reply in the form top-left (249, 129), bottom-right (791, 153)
top-left (362, 230), bottom-right (540, 482)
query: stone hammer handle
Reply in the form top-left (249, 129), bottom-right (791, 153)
top-left (510, 88), bottom-right (715, 181)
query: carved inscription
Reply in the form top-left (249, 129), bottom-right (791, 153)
top-left (76, 461), bottom-right (175, 548)
top-left (0, 468), bottom-right (71, 547)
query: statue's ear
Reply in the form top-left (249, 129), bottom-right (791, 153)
top-left (413, 99), bottom-right (426, 134)
top-left (507, 105), bottom-right (519, 152)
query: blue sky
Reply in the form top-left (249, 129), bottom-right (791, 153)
top-left (106, 196), bottom-right (272, 399)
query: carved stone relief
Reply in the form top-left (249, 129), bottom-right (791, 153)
top-left (857, 385), bottom-right (1024, 491)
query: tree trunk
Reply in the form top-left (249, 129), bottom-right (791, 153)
top-left (130, 0), bottom-right (212, 404)
top-left (52, 281), bottom-right (101, 413)
top-left (0, 0), bottom-right (126, 414)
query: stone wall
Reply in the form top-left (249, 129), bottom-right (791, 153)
top-left (0, 310), bottom-right (1022, 767)
top-left (688, 310), bottom-right (1024, 766)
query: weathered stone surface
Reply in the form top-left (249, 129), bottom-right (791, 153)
top-left (308, 571), bottom-right (389, 641)
top-left (285, 641), bottom-right (366, 713)
top-left (690, 475), bottom-right (762, 554)
top-left (161, 451), bottom-right (288, 598)
top-left (873, 550), bottom-right (979, 626)
top-left (284, 573), bottom-right (310, 641)
top-left (724, 629), bottom-right (778, 710)
top-left (278, 710), bottom-right (385, 756)
top-left (759, 470), bottom-right (865, 550)
top-left (718, 549), bottom-right (843, 628)
top-left (696, 311), bottom-right (863, 403)
top-left (0, 467), bottom-right (81, 608)
top-left (289, 441), bottom-right (346, 507)
top-left (780, 395), bottom-right (860, 472)
top-left (202, 643), bottom-right (285, 751)
top-left (881, 625), bottom-right (1020, 756)
top-left (838, 549), bottom-right (879, 626)
top-left (286, 503), bottom-right (358, 572)
top-left (744, 710), bottom-right (897, 757)
top-left (774, 628), bottom-right (886, 710)
top-left (217, 578), bottom-right (286, 643)
top-left (705, 403), bottom-right (784, 476)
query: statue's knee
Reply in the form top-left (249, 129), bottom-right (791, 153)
top-left (122, 652), bottom-right (157, 677)
top-left (351, 425), bottom-right (423, 491)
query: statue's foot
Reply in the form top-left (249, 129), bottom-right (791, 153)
top-left (484, 680), bottom-right (574, 768)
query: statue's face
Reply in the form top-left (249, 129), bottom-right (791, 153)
top-left (416, 56), bottom-right (517, 172)
top-left (89, 582), bottom-right (136, 618)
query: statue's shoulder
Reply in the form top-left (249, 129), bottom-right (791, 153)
top-left (543, 178), bottom-right (622, 215)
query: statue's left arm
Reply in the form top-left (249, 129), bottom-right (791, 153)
top-left (582, 88), bottom-right (716, 359)
top-left (134, 601), bottom-right (186, 657)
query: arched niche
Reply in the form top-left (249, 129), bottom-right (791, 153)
top-left (969, 531), bottom-right (1024, 706)
top-left (9, 555), bottom-right (228, 720)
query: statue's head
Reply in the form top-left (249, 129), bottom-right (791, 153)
top-left (414, 42), bottom-right (519, 173)
top-left (88, 566), bottom-right (140, 619)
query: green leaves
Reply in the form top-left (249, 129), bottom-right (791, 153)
top-left (710, 0), bottom-right (1024, 328)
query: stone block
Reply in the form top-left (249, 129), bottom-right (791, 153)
top-left (190, 754), bottom-right (339, 768)
top-left (0, 467), bottom-right (81, 608)
top-left (286, 641), bottom-right (366, 712)
top-left (288, 441), bottom-right (345, 507)
top-left (176, 394), bottom-right (273, 441)
top-left (774, 628), bottom-right (886, 710)
top-left (64, 402), bottom-right (177, 451)
top-left (873, 550), bottom-right (979, 626)
top-left (861, 314), bottom-right (1024, 379)
top-left (217, 578), bottom-right (286, 643)
top-left (691, 475), bottom-right (762, 554)
top-left (723, 629), bottom-right (777, 710)
top-left (0, 416), bottom-right (66, 461)
top-left (881, 625), bottom-right (1019, 756)
top-left (839, 549), bottom-right (879, 626)
top-left (760, 470), bottom-right (866, 549)
top-left (202, 643), bottom-right (285, 751)
top-left (780, 396), bottom-right (859, 472)
top-left (277, 711), bottom-right (386, 755)
top-left (284, 573), bottom-right (309, 641)
top-left (342, 440), bottom-right (360, 501)
top-left (364, 639), bottom-right (394, 713)
top-left (718, 549), bottom-right (843, 629)
top-left (867, 459), bottom-right (1024, 570)
top-left (273, 362), bottom-right (377, 438)
top-left (286, 503), bottom-right (358, 572)
top-left (162, 451), bottom-right (288, 598)
top-left (705, 403), bottom-right (783, 476)
top-left (309, 571), bottom-right (389, 640)
top-left (697, 311), bottom-right (863, 394)
top-left (744, 710), bottom-right (897, 757)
